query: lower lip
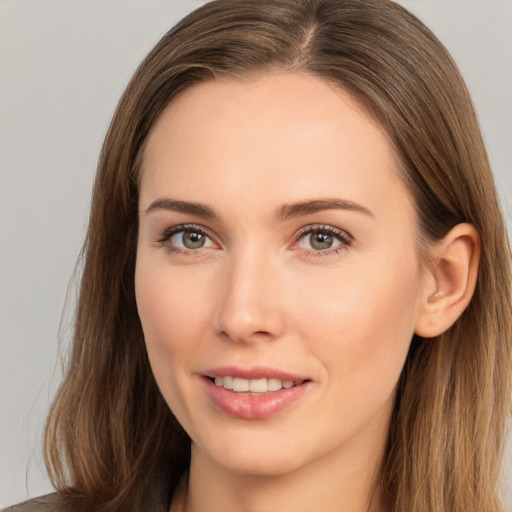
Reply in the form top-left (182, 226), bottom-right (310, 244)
top-left (203, 378), bottom-right (311, 420)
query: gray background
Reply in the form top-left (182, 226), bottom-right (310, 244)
top-left (1, 0), bottom-right (511, 507)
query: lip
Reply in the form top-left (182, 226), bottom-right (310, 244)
top-left (204, 365), bottom-right (308, 381)
top-left (202, 366), bottom-right (312, 420)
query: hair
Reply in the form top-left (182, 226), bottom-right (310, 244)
top-left (44, 1), bottom-right (512, 511)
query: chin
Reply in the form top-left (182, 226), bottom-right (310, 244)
top-left (192, 432), bottom-right (314, 477)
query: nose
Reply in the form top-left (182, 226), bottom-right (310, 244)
top-left (213, 250), bottom-right (286, 344)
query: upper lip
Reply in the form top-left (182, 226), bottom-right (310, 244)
top-left (203, 366), bottom-right (310, 382)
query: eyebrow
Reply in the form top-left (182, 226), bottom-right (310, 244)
top-left (145, 198), bottom-right (218, 218)
top-left (144, 197), bottom-right (373, 221)
top-left (273, 198), bottom-right (374, 222)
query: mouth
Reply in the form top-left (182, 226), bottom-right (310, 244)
top-left (209, 376), bottom-right (306, 393)
top-left (202, 368), bottom-right (312, 419)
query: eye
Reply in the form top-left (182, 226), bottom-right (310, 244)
top-left (172, 230), bottom-right (207, 249)
top-left (304, 231), bottom-right (336, 251)
top-left (295, 225), bottom-right (352, 254)
top-left (158, 224), bottom-right (217, 253)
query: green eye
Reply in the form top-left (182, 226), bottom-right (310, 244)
top-left (180, 231), bottom-right (206, 249)
top-left (166, 228), bottom-right (213, 250)
top-left (160, 223), bottom-right (218, 254)
top-left (309, 232), bottom-right (334, 250)
top-left (296, 225), bottom-right (351, 254)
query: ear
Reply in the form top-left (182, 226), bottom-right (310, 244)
top-left (415, 223), bottom-right (480, 338)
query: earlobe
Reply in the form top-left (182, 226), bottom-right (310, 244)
top-left (415, 223), bottom-right (480, 338)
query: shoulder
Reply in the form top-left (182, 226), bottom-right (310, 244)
top-left (2, 494), bottom-right (68, 512)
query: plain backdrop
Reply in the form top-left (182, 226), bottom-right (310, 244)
top-left (1, 0), bottom-right (511, 507)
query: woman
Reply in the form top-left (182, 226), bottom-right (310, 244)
top-left (5, 0), bottom-right (511, 511)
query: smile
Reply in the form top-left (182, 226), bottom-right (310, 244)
top-left (213, 376), bottom-right (302, 393)
top-left (203, 370), bottom-right (312, 419)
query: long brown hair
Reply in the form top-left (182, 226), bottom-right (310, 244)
top-left (44, 1), bottom-right (512, 511)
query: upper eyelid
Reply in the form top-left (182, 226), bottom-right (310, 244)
top-left (294, 224), bottom-right (353, 241)
top-left (156, 223), bottom-right (353, 249)
top-left (158, 223), bottom-right (213, 241)
top-left (156, 224), bottom-right (218, 254)
top-left (291, 225), bottom-right (353, 258)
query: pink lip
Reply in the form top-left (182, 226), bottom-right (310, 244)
top-left (204, 366), bottom-right (308, 381)
top-left (202, 366), bottom-right (312, 420)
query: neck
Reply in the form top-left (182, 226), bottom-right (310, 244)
top-left (174, 425), bottom-right (387, 512)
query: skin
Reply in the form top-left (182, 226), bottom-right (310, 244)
top-left (135, 73), bottom-right (435, 512)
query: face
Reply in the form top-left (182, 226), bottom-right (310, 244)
top-left (135, 73), bottom-right (426, 477)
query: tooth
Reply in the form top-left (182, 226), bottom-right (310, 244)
top-left (267, 378), bottom-right (282, 391)
top-left (249, 378), bottom-right (267, 393)
top-left (223, 376), bottom-right (234, 390)
top-left (215, 375), bottom-right (299, 392)
top-left (232, 378), bottom-right (250, 392)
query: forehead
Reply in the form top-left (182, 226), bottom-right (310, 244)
top-left (140, 72), bottom-right (412, 220)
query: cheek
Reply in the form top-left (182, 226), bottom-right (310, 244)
top-left (135, 261), bottom-right (212, 377)
top-left (134, 258), bottom-right (219, 430)
top-left (291, 252), bottom-right (422, 401)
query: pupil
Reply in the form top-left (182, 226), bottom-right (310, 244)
top-left (310, 232), bottom-right (333, 250)
top-left (183, 231), bottom-right (205, 249)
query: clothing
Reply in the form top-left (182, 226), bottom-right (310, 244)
top-left (2, 469), bottom-right (177, 512)
top-left (2, 486), bottom-right (173, 512)
top-left (2, 494), bottom-right (63, 512)
top-left (2, 488), bottom-right (172, 512)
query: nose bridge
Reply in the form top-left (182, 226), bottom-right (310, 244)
top-left (214, 243), bottom-right (285, 343)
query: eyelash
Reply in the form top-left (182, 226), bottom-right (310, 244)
top-left (156, 223), bottom-right (353, 257)
top-left (156, 224), bottom-right (213, 256)
top-left (294, 224), bottom-right (352, 257)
